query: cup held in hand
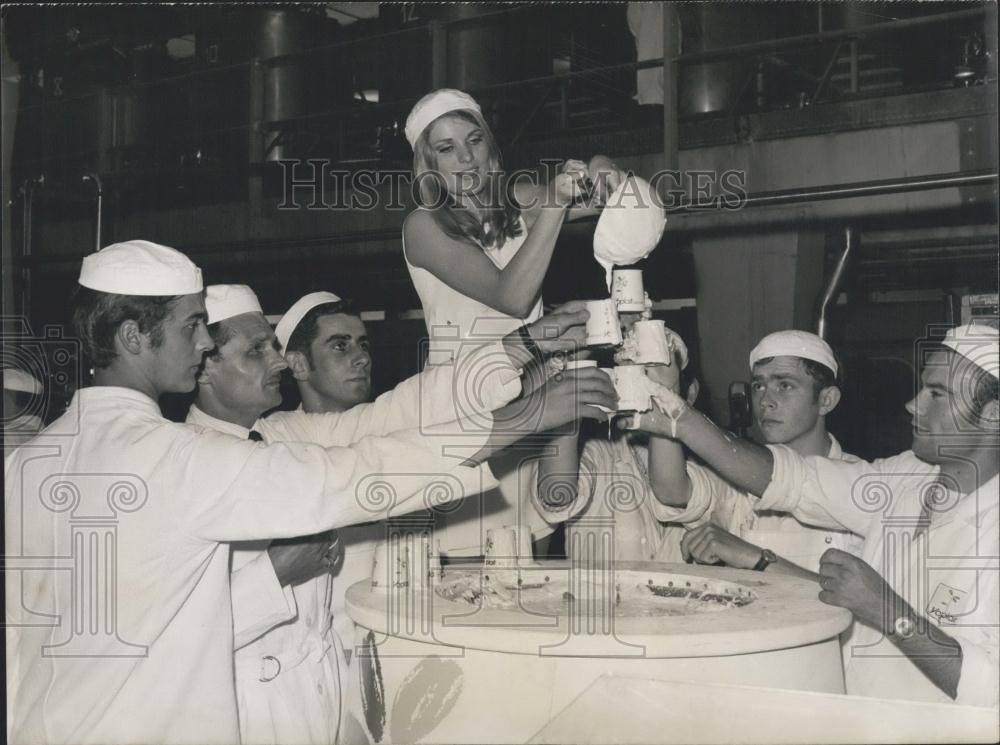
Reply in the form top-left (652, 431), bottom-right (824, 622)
top-left (584, 299), bottom-right (623, 347)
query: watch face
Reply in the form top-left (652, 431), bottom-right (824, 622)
top-left (894, 617), bottom-right (916, 639)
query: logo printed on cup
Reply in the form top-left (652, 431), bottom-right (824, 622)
top-left (612, 269), bottom-right (645, 312)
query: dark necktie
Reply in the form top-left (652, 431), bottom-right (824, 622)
top-left (247, 430), bottom-right (264, 442)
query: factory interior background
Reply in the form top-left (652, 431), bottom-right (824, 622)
top-left (2, 0), bottom-right (997, 457)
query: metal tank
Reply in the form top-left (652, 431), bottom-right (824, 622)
top-left (676, 4), bottom-right (813, 116)
top-left (254, 8), bottom-right (317, 162)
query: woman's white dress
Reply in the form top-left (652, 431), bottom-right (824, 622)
top-left (404, 214), bottom-right (549, 555)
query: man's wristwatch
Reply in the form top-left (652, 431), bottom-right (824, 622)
top-left (752, 549), bottom-right (777, 572)
top-left (890, 615), bottom-right (916, 640)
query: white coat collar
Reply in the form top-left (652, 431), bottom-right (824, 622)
top-left (186, 404), bottom-right (252, 439)
top-left (827, 433), bottom-right (843, 459)
top-left (74, 386), bottom-right (162, 417)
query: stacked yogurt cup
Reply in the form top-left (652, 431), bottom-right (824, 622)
top-left (571, 268), bottom-right (679, 414)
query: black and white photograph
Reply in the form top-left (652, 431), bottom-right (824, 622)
top-left (2, 2), bottom-right (998, 744)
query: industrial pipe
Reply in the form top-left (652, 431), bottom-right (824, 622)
top-left (816, 226), bottom-right (854, 340)
top-left (668, 169), bottom-right (998, 214)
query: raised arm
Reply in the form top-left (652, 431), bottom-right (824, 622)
top-left (643, 343), bottom-right (695, 508)
top-left (403, 163), bottom-right (588, 317)
top-left (627, 388), bottom-right (776, 498)
top-left (260, 301), bottom-right (592, 446)
top-left (185, 368), bottom-right (617, 543)
top-left (627, 383), bottom-right (901, 538)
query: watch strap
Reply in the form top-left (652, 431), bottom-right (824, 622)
top-left (752, 549), bottom-right (776, 572)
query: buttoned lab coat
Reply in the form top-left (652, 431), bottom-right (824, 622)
top-left (5, 386), bottom-right (498, 745)
top-left (532, 434), bottom-right (687, 563)
top-left (217, 339), bottom-right (523, 744)
top-left (186, 405), bottom-right (341, 745)
top-left (760, 445), bottom-right (999, 708)
top-left (652, 434), bottom-right (865, 572)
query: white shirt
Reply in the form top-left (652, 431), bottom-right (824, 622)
top-left (532, 435), bottom-right (686, 563)
top-left (652, 434), bottom-right (865, 572)
top-left (186, 405), bottom-right (340, 745)
top-left (761, 446), bottom-right (999, 707)
top-left (4, 386), bottom-right (497, 744)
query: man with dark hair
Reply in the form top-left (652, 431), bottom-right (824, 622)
top-left (5, 241), bottom-right (616, 745)
top-left (628, 324), bottom-right (999, 706)
top-left (282, 292), bottom-right (372, 414)
top-left (649, 330), bottom-right (862, 576)
top-left (70, 288), bottom-right (179, 368)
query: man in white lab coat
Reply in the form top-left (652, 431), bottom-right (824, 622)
top-left (627, 324), bottom-right (999, 708)
top-left (187, 284), bottom-right (343, 745)
top-left (275, 291), bottom-right (381, 686)
top-left (4, 241), bottom-right (617, 744)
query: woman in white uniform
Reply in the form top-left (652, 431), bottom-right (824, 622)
top-left (401, 88), bottom-right (625, 556)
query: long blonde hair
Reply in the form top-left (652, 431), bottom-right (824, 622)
top-left (412, 109), bottom-right (523, 249)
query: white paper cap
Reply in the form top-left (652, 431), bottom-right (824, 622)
top-left (205, 284), bottom-right (264, 324)
top-left (3, 367), bottom-right (43, 394)
top-left (405, 88), bottom-right (482, 149)
top-left (749, 330), bottom-right (839, 378)
top-left (942, 323), bottom-right (999, 381)
top-left (275, 291), bottom-right (343, 352)
top-left (593, 176), bottom-right (666, 289)
top-left (78, 240), bottom-right (203, 296)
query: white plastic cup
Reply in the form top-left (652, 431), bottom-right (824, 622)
top-left (584, 299), bottom-right (623, 347)
top-left (612, 269), bottom-right (645, 312)
top-left (631, 319), bottom-right (672, 365)
top-left (371, 535), bottom-right (409, 591)
top-left (612, 365), bottom-right (653, 412)
top-left (484, 527), bottom-right (517, 571)
top-left (564, 359), bottom-right (598, 371)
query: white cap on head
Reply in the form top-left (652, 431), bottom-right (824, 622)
top-left (3, 367), bottom-right (43, 395)
top-left (749, 330), bottom-right (839, 378)
top-left (593, 176), bottom-right (666, 289)
top-left (78, 240), bottom-right (203, 296)
top-left (205, 284), bottom-right (263, 324)
top-left (275, 291), bottom-right (343, 352)
top-left (942, 323), bottom-right (999, 381)
top-left (405, 88), bottom-right (482, 149)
